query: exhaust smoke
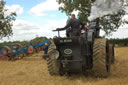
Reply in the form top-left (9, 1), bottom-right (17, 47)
top-left (88, 0), bottom-right (124, 21)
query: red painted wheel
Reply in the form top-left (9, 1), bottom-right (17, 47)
top-left (28, 46), bottom-right (34, 54)
top-left (2, 46), bottom-right (13, 60)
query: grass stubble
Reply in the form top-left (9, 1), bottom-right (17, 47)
top-left (0, 47), bottom-right (128, 85)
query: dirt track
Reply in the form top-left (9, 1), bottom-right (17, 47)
top-left (0, 47), bottom-right (128, 85)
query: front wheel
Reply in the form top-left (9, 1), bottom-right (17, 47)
top-left (46, 49), bottom-right (60, 75)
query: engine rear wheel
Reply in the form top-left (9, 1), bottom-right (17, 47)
top-left (46, 49), bottom-right (59, 75)
top-left (92, 38), bottom-right (110, 77)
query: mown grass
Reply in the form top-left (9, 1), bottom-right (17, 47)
top-left (0, 47), bottom-right (128, 85)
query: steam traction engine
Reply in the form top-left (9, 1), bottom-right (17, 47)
top-left (46, 22), bottom-right (114, 77)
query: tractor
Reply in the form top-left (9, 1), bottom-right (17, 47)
top-left (46, 21), bottom-right (115, 77)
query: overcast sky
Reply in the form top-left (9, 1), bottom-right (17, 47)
top-left (1, 0), bottom-right (128, 42)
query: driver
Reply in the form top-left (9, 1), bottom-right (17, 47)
top-left (57, 14), bottom-right (85, 36)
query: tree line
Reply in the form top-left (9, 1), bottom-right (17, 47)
top-left (109, 38), bottom-right (128, 46)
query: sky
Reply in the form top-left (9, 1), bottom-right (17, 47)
top-left (1, 0), bottom-right (128, 42)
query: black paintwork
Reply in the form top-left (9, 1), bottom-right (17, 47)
top-left (53, 29), bottom-right (96, 74)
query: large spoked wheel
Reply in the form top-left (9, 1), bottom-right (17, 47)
top-left (93, 38), bottom-right (111, 77)
top-left (46, 49), bottom-right (60, 75)
top-left (109, 44), bottom-right (115, 64)
top-left (3, 46), bottom-right (13, 61)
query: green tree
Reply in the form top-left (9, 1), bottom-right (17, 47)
top-left (0, 0), bottom-right (16, 39)
top-left (56, 0), bottom-right (125, 35)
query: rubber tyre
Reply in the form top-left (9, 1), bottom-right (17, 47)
top-left (92, 38), bottom-right (110, 77)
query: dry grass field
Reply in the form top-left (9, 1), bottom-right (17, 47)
top-left (0, 47), bottom-right (128, 85)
